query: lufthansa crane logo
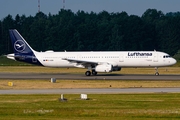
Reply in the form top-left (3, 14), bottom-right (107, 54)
top-left (14, 40), bottom-right (26, 52)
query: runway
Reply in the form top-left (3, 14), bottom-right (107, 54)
top-left (0, 73), bottom-right (180, 80)
top-left (0, 88), bottom-right (180, 94)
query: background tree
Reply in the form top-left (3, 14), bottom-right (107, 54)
top-left (0, 9), bottom-right (179, 57)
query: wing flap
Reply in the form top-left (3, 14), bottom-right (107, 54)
top-left (62, 58), bottom-right (99, 67)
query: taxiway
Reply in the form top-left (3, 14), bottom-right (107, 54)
top-left (0, 73), bottom-right (179, 80)
top-left (0, 88), bottom-right (180, 94)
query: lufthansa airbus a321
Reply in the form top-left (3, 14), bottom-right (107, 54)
top-left (7, 29), bottom-right (177, 76)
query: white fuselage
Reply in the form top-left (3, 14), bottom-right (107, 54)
top-left (34, 51), bottom-right (176, 68)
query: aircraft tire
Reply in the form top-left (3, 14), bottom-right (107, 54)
top-left (155, 72), bottom-right (159, 76)
top-left (85, 71), bottom-right (91, 76)
top-left (92, 70), bottom-right (97, 76)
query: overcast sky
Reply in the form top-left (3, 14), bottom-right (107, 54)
top-left (1, 0), bottom-right (180, 19)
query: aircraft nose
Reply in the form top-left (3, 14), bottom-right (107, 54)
top-left (171, 58), bottom-right (177, 65)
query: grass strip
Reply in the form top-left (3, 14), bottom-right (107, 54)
top-left (1, 80), bottom-right (180, 89)
top-left (0, 94), bottom-right (180, 120)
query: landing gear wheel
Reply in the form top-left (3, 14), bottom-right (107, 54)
top-left (155, 72), bottom-right (159, 76)
top-left (155, 67), bottom-right (159, 76)
top-left (92, 70), bottom-right (97, 76)
top-left (85, 71), bottom-right (91, 76)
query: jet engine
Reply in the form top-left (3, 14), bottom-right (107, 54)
top-left (95, 63), bottom-right (113, 72)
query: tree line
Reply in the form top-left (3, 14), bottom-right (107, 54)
top-left (0, 9), bottom-right (180, 56)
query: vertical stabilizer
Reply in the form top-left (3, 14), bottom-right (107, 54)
top-left (8, 29), bottom-right (42, 66)
top-left (9, 29), bottom-right (34, 54)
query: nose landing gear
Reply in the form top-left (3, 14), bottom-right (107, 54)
top-left (155, 67), bottom-right (159, 76)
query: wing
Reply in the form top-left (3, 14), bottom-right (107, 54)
top-left (62, 58), bottom-right (99, 68)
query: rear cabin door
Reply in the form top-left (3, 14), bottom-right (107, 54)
top-left (32, 56), bottom-right (37, 63)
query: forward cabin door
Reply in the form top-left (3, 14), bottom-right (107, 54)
top-left (153, 53), bottom-right (158, 62)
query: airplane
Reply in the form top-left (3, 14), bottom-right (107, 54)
top-left (7, 29), bottom-right (177, 76)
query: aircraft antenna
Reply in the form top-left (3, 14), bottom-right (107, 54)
top-left (38, 0), bottom-right (40, 12)
top-left (63, 0), bottom-right (65, 9)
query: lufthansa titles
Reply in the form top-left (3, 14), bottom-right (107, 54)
top-left (128, 52), bottom-right (152, 56)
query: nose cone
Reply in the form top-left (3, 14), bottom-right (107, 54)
top-left (171, 58), bottom-right (177, 65)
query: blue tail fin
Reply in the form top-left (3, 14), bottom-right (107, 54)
top-left (9, 29), bottom-right (34, 54)
top-left (9, 29), bottom-right (42, 66)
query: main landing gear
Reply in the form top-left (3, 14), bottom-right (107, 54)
top-left (155, 67), bottom-right (159, 76)
top-left (92, 70), bottom-right (97, 76)
top-left (85, 71), bottom-right (91, 76)
top-left (85, 70), bottom-right (97, 76)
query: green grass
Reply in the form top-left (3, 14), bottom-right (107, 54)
top-left (0, 94), bottom-right (180, 120)
top-left (174, 60), bottom-right (180, 67)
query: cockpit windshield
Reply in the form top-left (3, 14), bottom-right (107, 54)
top-left (163, 55), bottom-right (171, 58)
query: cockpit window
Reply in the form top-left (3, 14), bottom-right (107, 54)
top-left (163, 55), bottom-right (171, 58)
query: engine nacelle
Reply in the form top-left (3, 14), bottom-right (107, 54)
top-left (95, 64), bottom-right (113, 73)
top-left (112, 66), bottom-right (121, 71)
